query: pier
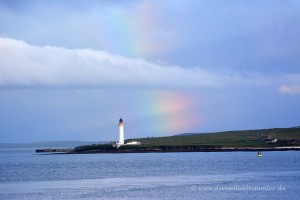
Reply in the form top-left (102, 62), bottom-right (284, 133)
top-left (36, 148), bottom-right (73, 153)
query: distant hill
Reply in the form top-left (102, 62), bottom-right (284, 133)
top-left (0, 141), bottom-right (108, 148)
top-left (175, 133), bottom-right (206, 136)
top-left (139, 127), bottom-right (300, 146)
top-left (175, 126), bottom-right (300, 137)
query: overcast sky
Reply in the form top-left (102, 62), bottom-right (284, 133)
top-left (0, 0), bottom-right (299, 142)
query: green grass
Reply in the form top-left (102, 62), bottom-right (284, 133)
top-left (75, 127), bottom-right (300, 152)
top-left (131, 128), bottom-right (300, 146)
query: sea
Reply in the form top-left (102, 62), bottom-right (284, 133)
top-left (0, 149), bottom-right (299, 200)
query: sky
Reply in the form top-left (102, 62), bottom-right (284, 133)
top-left (0, 0), bottom-right (299, 143)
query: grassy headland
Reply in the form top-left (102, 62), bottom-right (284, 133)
top-left (74, 127), bottom-right (300, 153)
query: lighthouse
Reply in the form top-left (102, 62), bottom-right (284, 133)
top-left (112, 118), bottom-right (141, 148)
top-left (118, 118), bottom-right (124, 145)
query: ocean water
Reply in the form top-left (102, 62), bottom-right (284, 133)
top-left (0, 149), bottom-right (299, 199)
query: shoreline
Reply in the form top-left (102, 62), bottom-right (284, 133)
top-left (36, 146), bottom-right (300, 154)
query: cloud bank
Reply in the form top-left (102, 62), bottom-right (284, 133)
top-left (0, 37), bottom-right (297, 90)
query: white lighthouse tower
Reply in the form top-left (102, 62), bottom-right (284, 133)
top-left (118, 118), bottom-right (124, 145)
top-left (112, 118), bottom-right (141, 148)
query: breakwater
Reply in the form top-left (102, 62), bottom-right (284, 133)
top-left (36, 148), bottom-right (73, 153)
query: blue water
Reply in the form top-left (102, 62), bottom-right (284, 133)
top-left (0, 149), bottom-right (300, 199)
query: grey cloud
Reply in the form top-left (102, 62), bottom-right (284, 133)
top-left (0, 37), bottom-right (281, 89)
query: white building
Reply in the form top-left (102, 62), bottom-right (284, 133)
top-left (126, 141), bottom-right (141, 145)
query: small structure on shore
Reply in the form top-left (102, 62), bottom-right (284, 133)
top-left (126, 141), bottom-right (141, 145)
top-left (259, 135), bottom-right (277, 143)
top-left (112, 118), bottom-right (141, 148)
top-left (259, 131), bottom-right (277, 143)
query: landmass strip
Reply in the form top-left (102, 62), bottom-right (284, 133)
top-left (36, 118), bottom-right (300, 154)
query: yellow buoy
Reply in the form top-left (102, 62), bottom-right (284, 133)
top-left (257, 152), bottom-right (262, 157)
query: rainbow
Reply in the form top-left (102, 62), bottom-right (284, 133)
top-left (99, 1), bottom-right (175, 58)
top-left (148, 90), bottom-right (199, 134)
top-left (93, 0), bottom-right (197, 135)
top-left (90, 89), bottom-right (201, 138)
top-left (113, 89), bottom-right (201, 136)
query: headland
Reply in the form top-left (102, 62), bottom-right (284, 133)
top-left (36, 127), bottom-right (300, 154)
